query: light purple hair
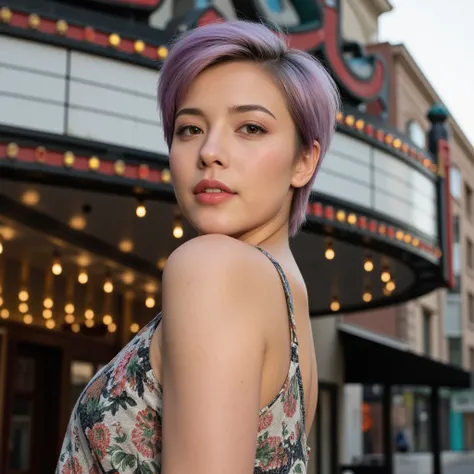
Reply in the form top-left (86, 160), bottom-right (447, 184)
top-left (158, 20), bottom-right (340, 236)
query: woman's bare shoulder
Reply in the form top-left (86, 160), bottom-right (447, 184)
top-left (163, 234), bottom-right (276, 292)
top-left (161, 234), bottom-right (283, 336)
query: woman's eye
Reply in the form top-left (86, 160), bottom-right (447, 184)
top-left (177, 125), bottom-right (202, 136)
top-left (241, 124), bottom-right (266, 135)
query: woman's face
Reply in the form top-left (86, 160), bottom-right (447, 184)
top-left (169, 60), bottom-right (308, 239)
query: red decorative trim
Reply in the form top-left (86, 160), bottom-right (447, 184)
top-left (324, 6), bottom-right (384, 100)
top-left (438, 138), bottom-right (454, 288)
top-left (337, 112), bottom-right (437, 174)
top-left (0, 142), bottom-right (171, 185)
top-left (306, 201), bottom-right (441, 258)
top-left (0, 8), bottom-right (168, 60)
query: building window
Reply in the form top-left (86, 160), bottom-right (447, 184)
top-left (451, 215), bottom-right (461, 292)
top-left (422, 308), bottom-right (432, 355)
top-left (468, 293), bottom-right (474, 324)
top-left (407, 120), bottom-right (426, 149)
top-left (467, 238), bottom-right (473, 270)
top-left (265, 0), bottom-right (284, 12)
top-left (465, 183), bottom-right (473, 220)
top-left (448, 337), bottom-right (462, 367)
top-left (450, 165), bottom-right (462, 199)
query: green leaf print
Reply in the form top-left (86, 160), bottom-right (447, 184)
top-left (114, 433), bottom-right (127, 443)
top-left (292, 375), bottom-right (299, 398)
top-left (256, 442), bottom-right (275, 466)
top-left (108, 445), bottom-right (137, 470)
top-left (135, 461), bottom-right (154, 474)
top-left (106, 392), bottom-right (138, 416)
top-left (294, 463), bottom-right (303, 473)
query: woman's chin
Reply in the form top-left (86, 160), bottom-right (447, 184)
top-left (192, 221), bottom-right (244, 238)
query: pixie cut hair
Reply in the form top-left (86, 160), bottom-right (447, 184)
top-left (158, 20), bottom-right (340, 236)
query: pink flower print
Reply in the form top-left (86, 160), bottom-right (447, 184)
top-left (258, 411), bottom-right (274, 432)
top-left (111, 350), bottom-right (134, 396)
top-left (259, 436), bottom-right (288, 470)
top-left (131, 407), bottom-right (161, 458)
top-left (283, 376), bottom-right (298, 418)
top-left (61, 456), bottom-right (83, 474)
top-left (87, 423), bottom-right (111, 460)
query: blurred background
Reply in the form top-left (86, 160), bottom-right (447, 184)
top-left (0, 1), bottom-right (473, 473)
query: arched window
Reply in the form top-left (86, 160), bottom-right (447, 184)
top-left (406, 120), bottom-right (426, 149)
top-left (450, 165), bottom-right (462, 200)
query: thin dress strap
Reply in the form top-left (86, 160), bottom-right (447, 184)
top-left (255, 247), bottom-right (299, 349)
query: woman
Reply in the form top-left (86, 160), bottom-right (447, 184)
top-left (57, 20), bottom-right (339, 474)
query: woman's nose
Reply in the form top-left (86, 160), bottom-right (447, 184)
top-left (198, 136), bottom-right (229, 168)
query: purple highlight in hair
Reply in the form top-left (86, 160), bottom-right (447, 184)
top-left (158, 20), bottom-right (340, 236)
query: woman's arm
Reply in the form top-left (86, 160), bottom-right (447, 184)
top-left (160, 235), bottom-right (276, 474)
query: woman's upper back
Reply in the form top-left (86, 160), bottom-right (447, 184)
top-left (56, 236), bottom-right (315, 474)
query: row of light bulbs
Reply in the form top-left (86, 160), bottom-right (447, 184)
top-left (329, 278), bottom-right (397, 312)
top-left (19, 189), bottom-right (185, 242)
top-left (135, 201), bottom-right (184, 239)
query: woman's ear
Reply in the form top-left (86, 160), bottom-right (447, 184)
top-left (291, 140), bottom-right (321, 189)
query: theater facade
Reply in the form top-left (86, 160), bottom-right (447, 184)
top-left (0, 1), bottom-right (466, 473)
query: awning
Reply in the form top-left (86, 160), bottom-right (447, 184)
top-left (339, 324), bottom-right (471, 388)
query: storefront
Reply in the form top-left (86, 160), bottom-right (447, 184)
top-left (0, 0), bottom-right (455, 472)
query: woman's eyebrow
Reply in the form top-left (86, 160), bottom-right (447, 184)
top-left (175, 104), bottom-right (277, 120)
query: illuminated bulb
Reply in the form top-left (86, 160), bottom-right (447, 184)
top-left (23, 314), bottom-right (33, 325)
top-left (1, 227), bottom-right (15, 240)
top-left (0, 240), bottom-right (2, 254)
top-left (145, 296), bottom-right (156, 308)
top-left (22, 189), bottom-right (40, 206)
top-left (69, 215), bottom-right (86, 230)
top-left (103, 278), bottom-right (114, 294)
top-left (108, 322), bottom-right (117, 333)
top-left (0, 295), bottom-right (3, 307)
top-left (43, 309), bottom-right (53, 319)
top-left (362, 292), bottom-right (372, 302)
top-left (18, 289), bottom-right (29, 301)
top-left (52, 259), bottom-right (62, 276)
top-left (85, 319), bottom-right (95, 328)
top-left (45, 319), bottom-right (56, 329)
top-left (173, 223), bottom-right (184, 239)
top-left (364, 259), bottom-right (374, 272)
top-left (78, 269), bottom-right (88, 284)
top-left (0, 308), bottom-right (9, 319)
top-left (65, 303), bottom-right (74, 314)
top-left (381, 270), bottom-right (391, 283)
top-left (330, 299), bottom-right (340, 312)
top-left (325, 247), bottom-right (335, 260)
top-left (103, 314), bottom-right (113, 326)
top-left (77, 254), bottom-right (90, 267)
top-left (121, 271), bottom-right (135, 285)
top-left (84, 309), bottom-right (94, 320)
top-left (18, 302), bottom-right (28, 313)
top-left (43, 297), bottom-right (54, 309)
top-left (118, 239), bottom-right (133, 253)
top-left (71, 323), bottom-right (80, 333)
top-left (136, 203), bottom-right (147, 218)
top-left (386, 280), bottom-right (396, 292)
top-left (145, 282), bottom-right (158, 294)
top-left (157, 257), bottom-right (167, 270)
top-left (130, 322), bottom-right (140, 333)
top-left (65, 314), bottom-right (75, 324)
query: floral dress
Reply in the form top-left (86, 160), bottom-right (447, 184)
top-left (56, 248), bottom-right (310, 473)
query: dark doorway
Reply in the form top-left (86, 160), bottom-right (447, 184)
top-left (311, 382), bottom-right (338, 474)
top-left (7, 342), bottom-right (62, 474)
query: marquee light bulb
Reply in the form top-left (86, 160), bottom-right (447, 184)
top-left (136, 203), bottom-right (146, 218)
top-left (78, 269), bottom-right (88, 284)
